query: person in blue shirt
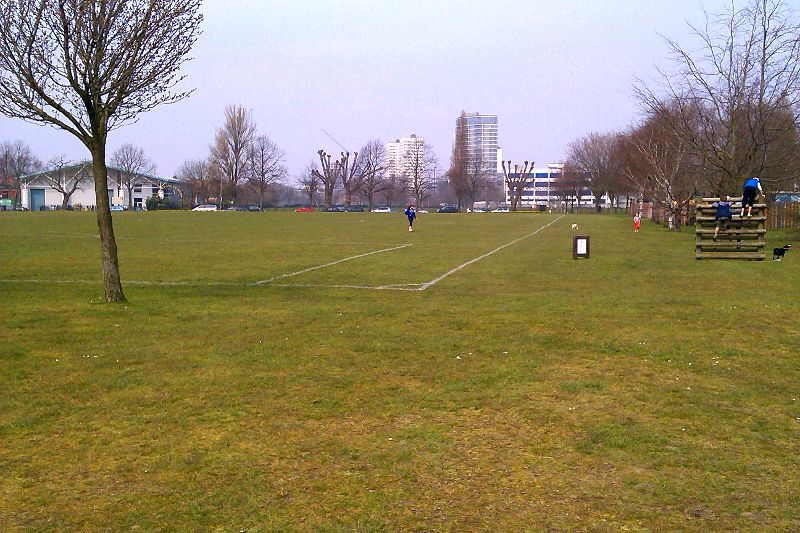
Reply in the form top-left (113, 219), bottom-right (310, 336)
top-left (404, 204), bottom-right (416, 232)
top-left (741, 176), bottom-right (763, 217)
top-left (712, 195), bottom-right (733, 241)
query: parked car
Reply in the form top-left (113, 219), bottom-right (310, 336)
top-left (371, 206), bottom-right (392, 213)
top-left (192, 204), bottom-right (218, 211)
top-left (436, 205), bottom-right (459, 213)
top-left (471, 207), bottom-right (490, 213)
top-left (294, 206), bottom-right (314, 212)
top-left (493, 207), bottom-right (510, 213)
top-left (110, 204), bottom-right (126, 212)
top-left (247, 205), bottom-right (263, 211)
top-left (342, 206), bottom-right (364, 212)
top-left (13, 205), bottom-right (29, 211)
top-left (322, 206), bottom-right (343, 212)
top-left (225, 205), bottom-right (249, 211)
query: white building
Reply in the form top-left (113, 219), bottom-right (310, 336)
top-left (503, 163), bottom-right (623, 209)
top-left (503, 163), bottom-right (563, 208)
top-left (385, 134), bottom-right (425, 179)
top-left (20, 161), bottom-right (179, 210)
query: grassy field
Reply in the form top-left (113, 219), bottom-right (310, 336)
top-left (1, 210), bottom-right (798, 531)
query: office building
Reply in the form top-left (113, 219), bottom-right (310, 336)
top-left (456, 112), bottom-right (499, 176)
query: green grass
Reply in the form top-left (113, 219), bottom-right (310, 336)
top-left (1, 210), bottom-right (798, 530)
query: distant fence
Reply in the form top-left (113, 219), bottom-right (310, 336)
top-left (767, 203), bottom-right (800, 230)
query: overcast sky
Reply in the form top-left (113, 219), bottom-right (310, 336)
top-left (0, 0), bottom-right (735, 180)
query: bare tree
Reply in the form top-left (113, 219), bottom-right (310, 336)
top-left (0, 140), bottom-right (41, 205)
top-left (110, 144), bottom-right (156, 209)
top-left (501, 160), bottom-right (534, 211)
top-left (565, 132), bottom-right (619, 212)
top-left (210, 105), bottom-right (257, 207)
top-left (636, 0), bottom-right (800, 193)
top-left (620, 106), bottom-right (700, 230)
top-left (356, 139), bottom-right (389, 211)
top-left (298, 161), bottom-right (320, 207)
top-left (380, 177), bottom-right (404, 207)
top-left (0, 1), bottom-right (202, 302)
top-left (446, 116), bottom-right (469, 210)
top-left (39, 157), bottom-right (90, 209)
top-left (247, 135), bottom-right (287, 209)
top-left (312, 150), bottom-right (342, 208)
top-left (461, 148), bottom-right (492, 211)
top-left (176, 159), bottom-right (214, 207)
top-left (404, 141), bottom-right (437, 207)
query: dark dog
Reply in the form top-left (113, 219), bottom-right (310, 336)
top-left (773, 244), bottom-right (792, 261)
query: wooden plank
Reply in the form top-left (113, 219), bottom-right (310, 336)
top-left (695, 228), bottom-right (765, 234)
top-left (696, 203), bottom-right (765, 209)
top-left (696, 244), bottom-right (764, 251)
top-left (700, 197), bottom-right (744, 202)
top-left (696, 252), bottom-right (765, 260)
top-left (696, 216), bottom-right (765, 222)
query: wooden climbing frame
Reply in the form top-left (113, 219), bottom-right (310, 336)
top-left (695, 197), bottom-right (766, 260)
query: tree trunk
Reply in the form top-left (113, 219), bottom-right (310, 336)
top-left (127, 184), bottom-right (133, 209)
top-left (91, 145), bottom-right (126, 303)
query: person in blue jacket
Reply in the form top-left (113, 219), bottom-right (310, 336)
top-left (741, 176), bottom-right (763, 217)
top-left (404, 204), bottom-right (416, 232)
top-left (712, 195), bottom-right (733, 241)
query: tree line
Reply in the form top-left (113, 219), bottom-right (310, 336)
top-left (555, 0), bottom-right (800, 228)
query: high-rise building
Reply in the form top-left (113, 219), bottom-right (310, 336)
top-left (385, 134), bottom-right (424, 179)
top-left (456, 112), bottom-right (499, 175)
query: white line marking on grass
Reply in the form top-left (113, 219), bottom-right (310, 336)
top-left (416, 215), bottom-right (564, 290)
top-left (0, 278), bottom-right (97, 284)
top-left (271, 283), bottom-right (423, 291)
top-left (0, 278), bottom-right (241, 287)
top-left (249, 243), bottom-right (413, 285)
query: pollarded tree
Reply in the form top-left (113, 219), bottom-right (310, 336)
top-left (110, 144), bottom-right (156, 209)
top-left (0, 1), bottom-right (203, 302)
top-left (312, 149), bottom-right (342, 208)
top-left (501, 160), bottom-right (534, 211)
top-left (210, 105), bottom-right (257, 207)
top-left (337, 151), bottom-right (361, 207)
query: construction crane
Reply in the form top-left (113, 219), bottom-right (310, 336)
top-left (321, 128), bottom-right (349, 154)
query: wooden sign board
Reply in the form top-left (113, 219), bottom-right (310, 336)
top-left (573, 235), bottom-right (590, 259)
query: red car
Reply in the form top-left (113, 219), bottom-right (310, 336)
top-left (294, 206), bottom-right (314, 212)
